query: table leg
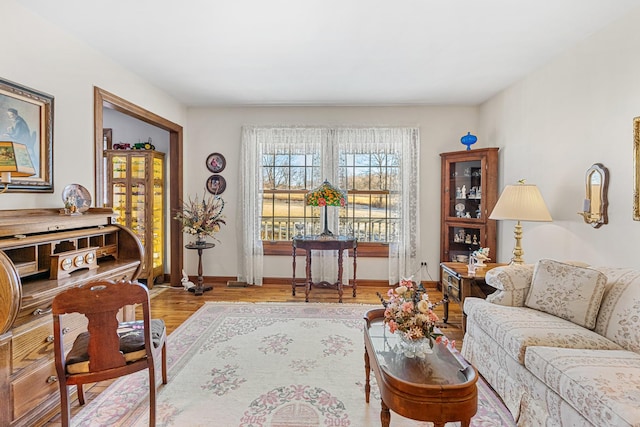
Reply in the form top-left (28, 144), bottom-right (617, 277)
top-left (352, 246), bottom-right (357, 297)
top-left (292, 245), bottom-right (296, 296)
top-left (443, 292), bottom-right (449, 323)
top-left (305, 250), bottom-right (312, 302)
top-left (380, 399), bottom-right (390, 427)
top-left (364, 347), bottom-right (370, 403)
top-left (337, 249), bottom-right (344, 303)
top-left (191, 247), bottom-right (213, 296)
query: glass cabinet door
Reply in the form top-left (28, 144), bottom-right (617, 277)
top-left (151, 156), bottom-right (163, 270)
top-left (445, 224), bottom-right (485, 262)
top-left (446, 159), bottom-right (483, 221)
top-left (112, 182), bottom-right (127, 227)
top-left (131, 155), bottom-right (146, 180)
top-left (130, 182), bottom-right (146, 245)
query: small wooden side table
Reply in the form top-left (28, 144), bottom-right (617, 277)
top-left (440, 262), bottom-right (507, 330)
top-left (292, 236), bottom-right (357, 303)
top-left (185, 242), bottom-right (215, 296)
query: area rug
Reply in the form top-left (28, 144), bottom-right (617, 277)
top-left (72, 302), bottom-right (515, 426)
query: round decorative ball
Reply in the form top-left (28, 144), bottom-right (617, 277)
top-left (461, 132), bottom-right (477, 150)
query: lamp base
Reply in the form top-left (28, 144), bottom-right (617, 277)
top-left (319, 206), bottom-right (334, 238)
top-left (319, 228), bottom-right (334, 238)
top-left (510, 221), bottom-right (525, 264)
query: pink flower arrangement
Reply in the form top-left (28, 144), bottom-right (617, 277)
top-left (378, 278), bottom-right (443, 345)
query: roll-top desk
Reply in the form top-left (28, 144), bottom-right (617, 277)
top-left (0, 208), bottom-right (144, 426)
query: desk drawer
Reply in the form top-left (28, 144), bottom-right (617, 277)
top-left (442, 270), bottom-right (461, 302)
top-left (12, 313), bottom-right (87, 375)
top-left (12, 361), bottom-right (59, 420)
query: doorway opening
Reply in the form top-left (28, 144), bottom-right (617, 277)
top-left (93, 87), bottom-right (183, 286)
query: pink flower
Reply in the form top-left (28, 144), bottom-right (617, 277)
top-left (318, 198), bottom-right (326, 207)
top-left (340, 198), bottom-right (346, 207)
top-left (401, 301), bottom-right (413, 313)
top-left (388, 320), bottom-right (398, 333)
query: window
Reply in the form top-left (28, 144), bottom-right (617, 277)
top-left (239, 126), bottom-right (419, 285)
top-left (260, 151), bottom-right (400, 244)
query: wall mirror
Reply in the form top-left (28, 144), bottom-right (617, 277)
top-left (579, 163), bottom-right (608, 228)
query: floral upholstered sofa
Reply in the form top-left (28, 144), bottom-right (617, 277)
top-left (461, 259), bottom-right (640, 426)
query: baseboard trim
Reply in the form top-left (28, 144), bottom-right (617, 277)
top-left (174, 275), bottom-right (437, 289)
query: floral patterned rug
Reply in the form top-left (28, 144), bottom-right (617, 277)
top-left (72, 303), bottom-right (515, 426)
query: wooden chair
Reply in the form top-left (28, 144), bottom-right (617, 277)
top-left (52, 279), bottom-right (167, 426)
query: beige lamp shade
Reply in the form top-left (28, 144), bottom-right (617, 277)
top-left (489, 182), bottom-right (552, 264)
top-left (489, 184), bottom-right (552, 222)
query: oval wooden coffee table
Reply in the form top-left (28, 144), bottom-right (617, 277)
top-left (364, 309), bottom-right (478, 427)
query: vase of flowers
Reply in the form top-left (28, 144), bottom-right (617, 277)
top-left (174, 193), bottom-right (226, 244)
top-left (378, 278), bottom-right (443, 358)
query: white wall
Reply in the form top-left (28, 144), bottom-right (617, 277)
top-left (103, 109), bottom-right (170, 154)
top-left (0, 0), bottom-right (186, 210)
top-left (186, 106), bottom-right (479, 280)
top-left (479, 7), bottom-right (640, 268)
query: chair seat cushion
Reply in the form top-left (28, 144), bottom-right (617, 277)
top-left (66, 319), bottom-right (165, 374)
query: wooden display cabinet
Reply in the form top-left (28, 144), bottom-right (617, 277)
top-left (0, 208), bottom-right (143, 426)
top-left (440, 148), bottom-right (499, 266)
top-left (105, 150), bottom-right (165, 286)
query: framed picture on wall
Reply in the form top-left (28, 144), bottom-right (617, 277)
top-left (206, 152), bottom-right (226, 173)
top-left (0, 78), bottom-right (54, 192)
top-left (206, 174), bottom-right (226, 195)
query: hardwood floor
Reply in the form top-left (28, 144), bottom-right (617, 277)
top-left (45, 281), bottom-right (466, 426)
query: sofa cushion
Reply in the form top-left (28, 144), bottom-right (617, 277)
top-left (484, 264), bottom-right (534, 307)
top-left (592, 267), bottom-right (640, 353)
top-left (525, 346), bottom-right (640, 427)
top-left (525, 259), bottom-right (607, 329)
top-left (464, 297), bottom-right (622, 365)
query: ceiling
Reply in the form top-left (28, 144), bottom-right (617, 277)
top-left (21, 0), bottom-right (640, 107)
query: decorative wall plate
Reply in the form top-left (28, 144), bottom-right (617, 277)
top-left (455, 203), bottom-right (465, 212)
top-left (206, 174), bottom-right (226, 195)
top-left (206, 152), bottom-right (226, 173)
top-left (62, 184), bottom-right (92, 212)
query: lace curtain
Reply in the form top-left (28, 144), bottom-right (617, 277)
top-left (238, 126), bottom-right (420, 286)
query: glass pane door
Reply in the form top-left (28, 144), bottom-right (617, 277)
top-left (152, 156), bottom-right (163, 269)
top-left (112, 183), bottom-right (127, 227)
top-left (448, 160), bottom-right (482, 220)
top-left (131, 182), bottom-right (146, 244)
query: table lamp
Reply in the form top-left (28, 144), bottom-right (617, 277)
top-left (0, 141), bottom-right (36, 193)
top-left (489, 180), bottom-right (552, 264)
top-left (305, 180), bottom-right (347, 237)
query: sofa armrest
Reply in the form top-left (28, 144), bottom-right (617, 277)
top-left (485, 264), bottom-right (534, 306)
